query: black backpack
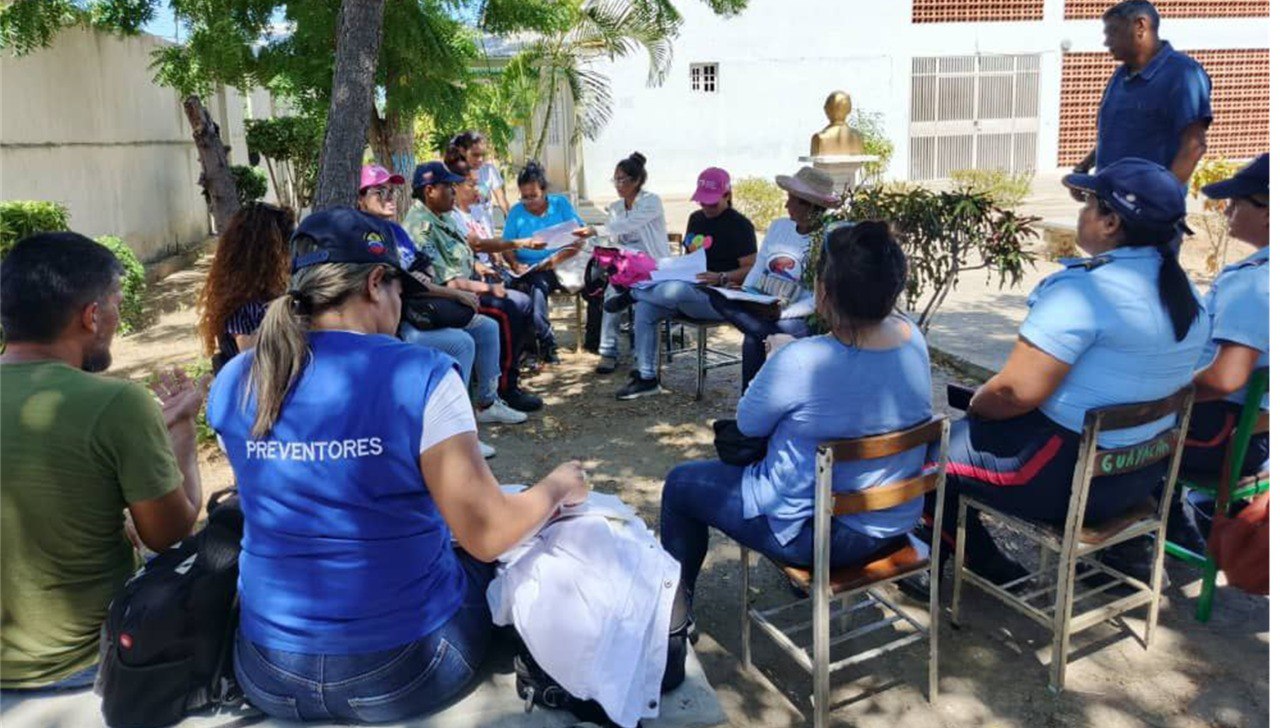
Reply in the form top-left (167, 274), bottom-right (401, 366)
top-left (96, 489), bottom-right (244, 728)
top-left (514, 591), bottom-right (693, 728)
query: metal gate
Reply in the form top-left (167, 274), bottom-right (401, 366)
top-left (909, 54), bottom-right (1040, 180)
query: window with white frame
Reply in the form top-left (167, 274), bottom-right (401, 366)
top-left (690, 63), bottom-right (718, 93)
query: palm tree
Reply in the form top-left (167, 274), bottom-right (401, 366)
top-left (503, 0), bottom-right (682, 162)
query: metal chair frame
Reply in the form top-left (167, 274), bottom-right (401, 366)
top-left (1165, 367), bottom-right (1269, 622)
top-left (658, 318), bottom-right (741, 400)
top-left (951, 385), bottom-right (1196, 693)
top-left (740, 416), bottom-right (950, 727)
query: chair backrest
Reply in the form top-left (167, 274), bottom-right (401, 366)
top-left (809, 415), bottom-right (949, 588)
top-left (1063, 384), bottom-right (1196, 547)
top-left (818, 415), bottom-right (950, 516)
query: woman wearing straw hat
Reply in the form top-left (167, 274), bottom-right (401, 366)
top-left (707, 166), bottom-right (838, 388)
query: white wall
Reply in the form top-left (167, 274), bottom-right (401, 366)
top-left (578, 0), bottom-right (1269, 200)
top-left (0, 27), bottom-right (271, 260)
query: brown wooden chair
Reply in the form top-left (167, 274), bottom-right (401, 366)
top-left (950, 385), bottom-right (1196, 693)
top-left (740, 416), bottom-right (950, 727)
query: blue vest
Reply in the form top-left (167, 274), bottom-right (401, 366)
top-left (207, 331), bottom-right (465, 654)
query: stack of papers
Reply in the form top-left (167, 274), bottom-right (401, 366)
top-left (704, 286), bottom-right (780, 305)
top-left (646, 248), bottom-right (706, 284)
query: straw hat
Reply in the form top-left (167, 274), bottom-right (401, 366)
top-left (775, 166), bottom-right (839, 208)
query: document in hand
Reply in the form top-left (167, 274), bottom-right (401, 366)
top-left (529, 220), bottom-right (583, 251)
top-left (704, 285), bottom-right (780, 305)
top-left (646, 248), bottom-right (706, 284)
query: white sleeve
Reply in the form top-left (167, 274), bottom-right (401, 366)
top-left (600, 194), bottom-right (665, 239)
top-left (419, 370), bottom-right (478, 454)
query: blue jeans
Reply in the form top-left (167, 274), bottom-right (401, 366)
top-left (398, 318), bottom-right (501, 406)
top-left (512, 269), bottom-right (558, 350)
top-left (632, 282), bottom-right (722, 380)
top-left (706, 297), bottom-right (813, 390)
top-left (599, 286), bottom-right (626, 358)
top-left (660, 460), bottom-right (888, 596)
top-left (234, 552), bottom-right (495, 724)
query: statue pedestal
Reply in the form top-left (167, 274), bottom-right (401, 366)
top-left (797, 154), bottom-right (880, 193)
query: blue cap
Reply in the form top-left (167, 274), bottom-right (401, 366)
top-left (1064, 158), bottom-right (1192, 234)
top-left (1202, 153), bottom-right (1269, 200)
top-left (290, 207), bottom-right (428, 294)
top-left (411, 161), bottom-right (465, 189)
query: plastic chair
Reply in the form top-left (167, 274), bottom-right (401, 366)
top-left (740, 416), bottom-right (949, 727)
top-left (951, 385), bottom-right (1196, 693)
top-left (1164, 367), bottom-right (1270, 622)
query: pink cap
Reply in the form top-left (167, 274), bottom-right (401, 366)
top-left (360, 164), bottom-right (405, 191)
top-left (691, 167), bottom-right (731, 205)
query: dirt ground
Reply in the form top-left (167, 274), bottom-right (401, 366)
top-left (108, 251), bottom-right (1268, 728)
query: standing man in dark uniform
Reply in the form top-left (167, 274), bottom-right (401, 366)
top-left (1070, 1), bottom-right (1213, 187)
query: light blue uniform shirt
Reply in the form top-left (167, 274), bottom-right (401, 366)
top-left (1020, 246), bottom-right (1210, 448)
top-left (738, 320), bottom-right (934, 546)
top-left (1195, 246), bottom-right (1269, 409)
top-left (502, 194), bottom-right (584, 265)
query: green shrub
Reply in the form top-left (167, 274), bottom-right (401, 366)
top-left (949, 169), bottom-right (1033, 209)
top-left (230, 165), bottom-right (268, 206)
top-left (95, 236), bottom-right (147, 335)
top-left (734, 177), bottom-right (787, 233)
top-left (849, 107), bottom-right (893, 180)
top-left (0, 200), bottom-right (70, 257)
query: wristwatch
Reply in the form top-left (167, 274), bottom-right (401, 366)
top-left (717, 272), bottom-right (728, 286)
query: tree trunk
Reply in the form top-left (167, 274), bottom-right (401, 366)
top-left (183, 95), bottom-right (240, 233)
top-left (313, 0), bottom-right (387, 211)
top-left (367, 99), bottom-right (415, 220)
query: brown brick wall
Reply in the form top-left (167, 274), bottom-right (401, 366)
top-left (1057, 50), bottom-right (1269, 166)
top-left (912, 0), bottom-right (1044, 23)
top-left (1065, 1), bottom-right (1269, 20)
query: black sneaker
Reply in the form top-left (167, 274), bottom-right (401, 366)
top-left (604, 288), bottom-right (635, 314)
top-left (616, 371), bottom-right (660, 400)
top-left (500, 387), bottom-right (544, 412)
top-left (540, 342), bottom-right (561, 366)
top-left (595, 355), bottom-right (618, 374)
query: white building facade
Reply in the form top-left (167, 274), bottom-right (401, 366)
top-left (555, 0), bottom-right (1268, 202)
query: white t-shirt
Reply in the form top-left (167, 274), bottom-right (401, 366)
top-left (601, 190), bottom-right (669, 261)
top-left (743, 218), bottom-right (815, 319)
top-left (472, 162), bottom-right (504, 233)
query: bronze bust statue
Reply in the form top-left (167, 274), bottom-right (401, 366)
top-left (809, 91), bottom-right (865, 156)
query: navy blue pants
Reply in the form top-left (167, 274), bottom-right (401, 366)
top-left (510, 269), bottom-right (558, 351)
top-left (706, 296), bottom-right (813, 390)
top-left (1180, 400), bottom-right (1270, 477)
top-left (478, 290), bottom-right (534, 393)
top-left (934, 410), bottom-right (1167, 539)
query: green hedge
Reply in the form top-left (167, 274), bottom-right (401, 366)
top-left (0, 200), bottom-right (70, 257)
top-left (734, 177), bottom-right (787, 233)
top-left (0, 201), bottom-right (148, 335)
top-left (230, 165), bottom-right (268, 205)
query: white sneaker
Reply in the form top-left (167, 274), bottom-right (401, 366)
top-left (478, 440), bottom-right (497, 459)
top-left (476, 398), bottom-right (528, 425)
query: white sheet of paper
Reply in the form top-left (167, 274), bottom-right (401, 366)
top-left (705, 286), bottom-right (779, 305)
top-left (528, 220), bottom-right (582, 251)
top-left (646, 248), bottom-right (706, 283)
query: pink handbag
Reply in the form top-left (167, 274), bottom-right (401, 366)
top-left (591, 247), bottom-right (657, 288)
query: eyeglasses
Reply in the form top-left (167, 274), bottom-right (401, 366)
top-left (363, 187), bottom-right (395, 201)
top-left (611, 176), bottom-right (633, 186)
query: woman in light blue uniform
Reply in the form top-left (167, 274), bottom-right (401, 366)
top-left (1184, 153), bottom-right (1269, 476)
top-left (660, 221), bottom-right (933, 601)
top-left (922, 158), bottom-right (1210, 585)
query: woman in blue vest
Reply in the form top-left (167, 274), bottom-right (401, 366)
top-left (916, 158), bottom-right (1210, 590)
top-left (207, 208), bottom-right (587, 724)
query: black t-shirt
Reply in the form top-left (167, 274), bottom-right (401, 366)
top-left (684, 208), bottom-right (757, 273)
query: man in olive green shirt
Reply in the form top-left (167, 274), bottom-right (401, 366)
top-left (1, 233), bottom-right (203, 690)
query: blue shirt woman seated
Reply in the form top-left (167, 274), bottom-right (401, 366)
top-left (930, 158), bottom-right (1210, 586)
top-left (1184, 153), bottom-right (1270, 476)
top-left (659, 221), bottom-right (933, 602)
top-left (206, 208), bottom-right (587, 724)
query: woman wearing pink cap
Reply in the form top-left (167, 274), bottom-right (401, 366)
top-left (358, 165), bottom-right (526, 458)
top-left (611, 167), bottom-right (758, 400)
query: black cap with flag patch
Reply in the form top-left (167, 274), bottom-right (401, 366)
top-left (289, 207), bottom-right (428, 294)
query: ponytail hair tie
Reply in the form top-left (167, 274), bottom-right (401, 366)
top-left (286, 288), bottom-right (310, 315)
